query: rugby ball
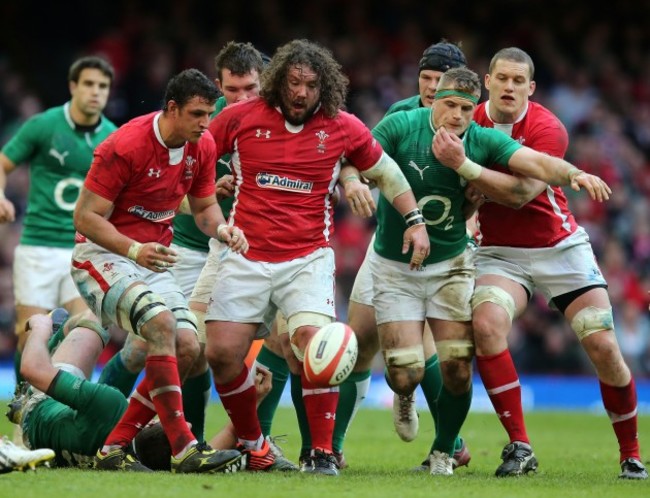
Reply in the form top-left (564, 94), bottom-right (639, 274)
top-left (304, 322), bottom-right (358, 387)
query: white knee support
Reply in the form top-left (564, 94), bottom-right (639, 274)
top-left (472, 285), bottom-right (516, 321)
top-left (570, 306), bottom-right (613, 341)
top-left (191, 309), bottom-right (206, 344)
top-left (275, 311), bottom-right (289, 335)
top-left (111, 282), bottom-right (168, 336)
top-left (53, 363), bottom-right (87, 380)
top-left (171, 307), bottom-right (198, 336)
top-left (384, 345), bottom-right (425, 369)
top-left (436, 340), bottom-right (475, 362)
top-left (287, 312), bottom-right (333, 361)
top-left (75, 318), bottom-right (111, 347)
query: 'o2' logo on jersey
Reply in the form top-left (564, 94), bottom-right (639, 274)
top-left (418, 194), bottom-right (455, 231)
top-left (256, 172), bottom-right (313, 192)
top-left (54, 177), bottom-right (84, 211)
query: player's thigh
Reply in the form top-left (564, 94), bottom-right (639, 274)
top-left (205, 250), bottom-right (272, 323)
top-left (349, 247), bottom-right (374, 308)
top-left (533, 228), bottom-right (607, 302)
top-left (169, 244), bottom-right (208, 299)
top-left (369, 251), bottom-right (427, 325)
top-left (273, 247), bottom-right (336, 320)
top-left (424, 248), bottom-right (475, 323)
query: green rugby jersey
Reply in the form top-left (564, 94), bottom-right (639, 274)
top-left (172, 96), bottom-right (234, 251)
top-left (24, 373), bottom-right (126, 468)
top-left (372, 108), bottom-right (521, 265)
top-left (385, 95), bottom-right (422, 116)
top-left (2, 102), bottom-right (116, 247)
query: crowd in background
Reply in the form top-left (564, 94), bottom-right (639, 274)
top-left (1, 0), bottom-right (649, 377)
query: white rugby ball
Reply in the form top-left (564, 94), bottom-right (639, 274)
top-left (304, 322), bottom-right (358, 387)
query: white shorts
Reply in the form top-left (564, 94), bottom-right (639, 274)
top-left (371, 247), bottom-right (475, 325)
top-left (71, 242), bottom-right (188, 330)
top-left (475, 227), bottom-right (607, 304)
top-left (349, 242), bottom-right (374, 307)
top-left (13, 245), bottom-right (80, 308)
top-left (168, 243), bottom-right (209, 299)
top-left (206, 247), bottom-right (336, 325)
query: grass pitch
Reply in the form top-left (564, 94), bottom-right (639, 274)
top-left (1, 405), bottom-right (648, 498)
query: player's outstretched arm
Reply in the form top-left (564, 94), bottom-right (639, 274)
top-left (507, 147), bottom-right (612, 202)
top-left (433, 126), bottom-right (611, 203)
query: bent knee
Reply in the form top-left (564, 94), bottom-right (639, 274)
top-left (386, 365), bottom-right (423, 395)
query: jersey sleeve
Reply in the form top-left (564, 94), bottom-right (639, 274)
top-left (371, 112), bottom-right (405, 156)
top-left (527, 116), bottom-right (568, 158)
top-left (343, 113), bottom-right (383, 171)
top-left (83, 135), bottom-right (132, 202)
top-left (188, 136), bottom-right (218, 199)
top-left (477, 127), bottom-right (523, 167)
top-left (1, 114), bottom-right (45, 165)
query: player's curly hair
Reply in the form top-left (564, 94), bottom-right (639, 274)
top-left (260, 39), bottom-right (348, 118)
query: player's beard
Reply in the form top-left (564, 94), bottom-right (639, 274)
top-left (280, 100), bottom-right (318, 126)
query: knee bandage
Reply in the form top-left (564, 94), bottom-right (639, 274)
top-left (275, 310), bottom-right (289, 335)
top-left (191, 309), bottom-right (206, 344)
top-left (472, 285), bottom-right (516, 321)
top-left (384, 345), bottom-right (425, 369)
top-left (436, 340), bottom-right (475, 362)
top-left (53, 363), bottom-right (87, 380)
top-left (287, 312), bottom-right (333, 361)
top-left (570, 306), bottom-right (613, 341)
top-left (112, 283), bottom-right (168, 336)
top-left (75, 318), bottom-right (111, 348)
top-left (171, 306), bottom-right (198, 336)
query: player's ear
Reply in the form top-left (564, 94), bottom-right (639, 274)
top-left (528, 80), bottom-right (536, 97)
top-left (215, 78), bottom-right (223, 93)
top-left (166, 99), bottom-right (179, 115)
top-left (484, 73), bottom-right (491, 90)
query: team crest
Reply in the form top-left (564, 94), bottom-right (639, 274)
top-left (315, 130), bottom-right (329, 153)
top-left (184, 156), bottom-right (196, 179)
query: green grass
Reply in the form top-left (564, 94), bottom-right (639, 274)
top-left (1, 405), bottom-right (648, 498)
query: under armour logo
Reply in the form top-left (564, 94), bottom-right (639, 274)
top-left (408, 160), bottom-right (429, 180)
top-left (148, 168), bottom-right (162, 178)
top-left (49, 148), bottom-right (70, 166)
top-left (324, 412), bottom-right (336, 420)
top-left (256, 129), bottom-right (271, 138)
top-left (498, 410), bottom-right (512, 419)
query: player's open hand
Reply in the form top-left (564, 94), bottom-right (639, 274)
top-left (402, 224), bottom-right (430, 270)
top-left (137, 243), bottom-right (180, 273)
top-left (570, 171), bottom-right (612, 202)
top-left (432, 126), bottom-right (466, 170)
top-left (216, 175), bottom-right (235, 201)
top-left (344, 178), bottom-right (375, 218)
top-left (0, 197), bottom-right (16, 223)
top-left (217, 224), bottom-right (249, 253)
